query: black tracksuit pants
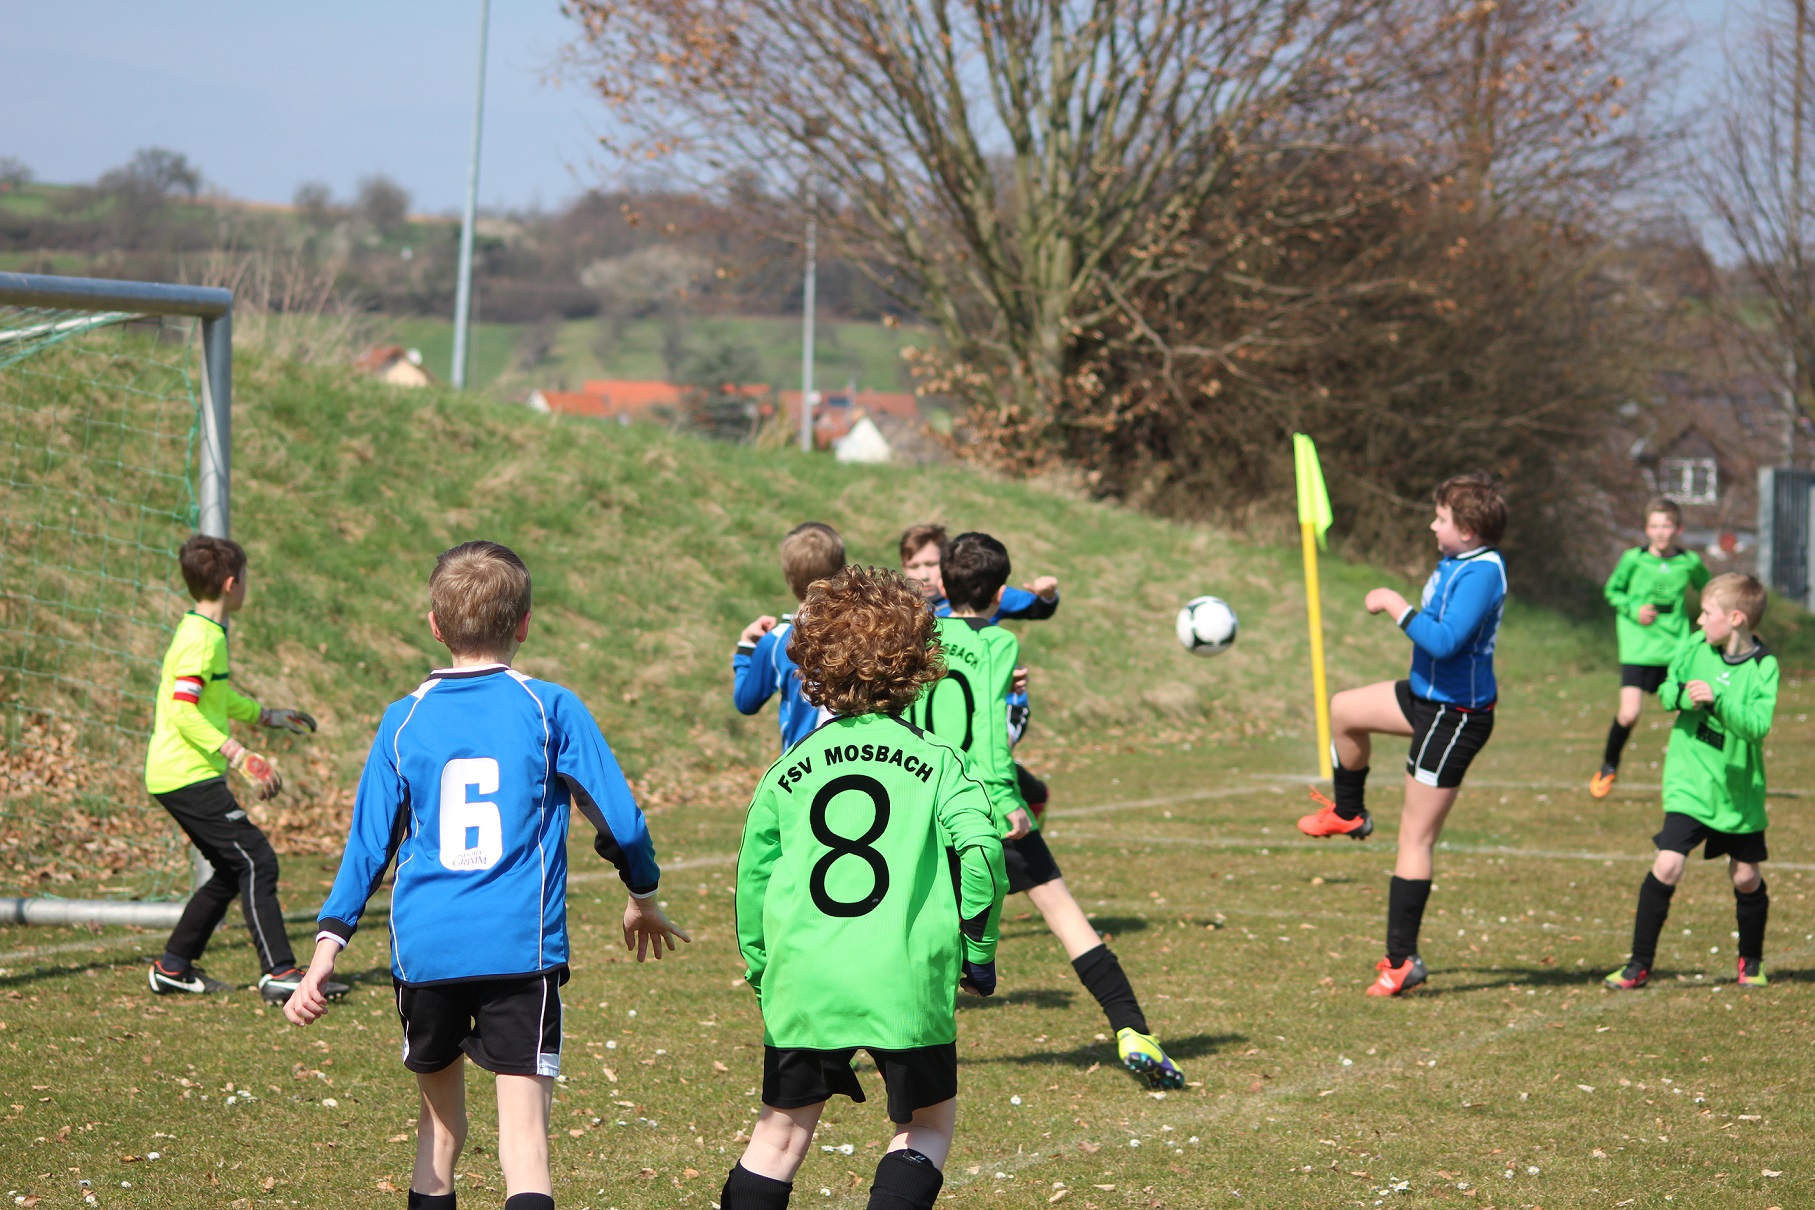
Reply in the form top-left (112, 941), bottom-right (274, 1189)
top-left (154, 778), bottom-right (295, 974)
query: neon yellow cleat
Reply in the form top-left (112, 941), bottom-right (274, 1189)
top-left (1116, 1028), bottom-right (1185, 1090)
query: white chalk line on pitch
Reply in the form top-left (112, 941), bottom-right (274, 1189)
top-left (1246, 771), bottom-right (1810, 798)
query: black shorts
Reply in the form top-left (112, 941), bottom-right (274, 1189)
top-left (1004, 829), bottom-right (1063, 895)
top-left (1620, 664), bottom-right (1669, 694)
top-left (763, 1043), bottom-right (957, 1124)
top-left (1015, 764), bottom-right (1048, 810)
top-left (1396, 680), bottom-right (1495, 789)
top-left (1654, 812), bottom-right (1768, 863)
top-left (395, 971), bottom-right (564, 1077)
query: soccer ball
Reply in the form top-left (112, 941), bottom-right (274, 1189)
top-left (1176, 596), bottom-right (1239, 657)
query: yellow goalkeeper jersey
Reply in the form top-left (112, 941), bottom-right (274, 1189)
top-left (144, 612), bottom-right (262, 794)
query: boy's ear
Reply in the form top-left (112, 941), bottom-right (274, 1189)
top-left (993, 584), bottom-right (1006, 607)
top-left (515, 610), bottom-right (532, 644)
top-left (427, 610), bottom-right (447, 646)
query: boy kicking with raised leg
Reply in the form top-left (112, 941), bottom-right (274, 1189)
top-left (1298, 475), bottom-right (1507, 996)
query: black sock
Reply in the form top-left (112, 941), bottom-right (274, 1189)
top-left (1602, 721), bottom-right (1632, 772)
top-left (867, 1148), bottom-right (944, 1210)
top-left (407, 1193), bottom-right (455, 1210)
top-left (157, 951), bottom-right (191, 973)
top-left (1072, 944), bottom-right (1147, 1034)
top-left (503, 1196), bottom-right (553, 1210)
top-left (1736, 880), bottom-right (1769, 962)
top-left (1386, 876), bottom-right (1432, 965)
top-left (1332, 761), bottom-right (1369, 820)
top-left (1629, 872), bottom-right (1676, 971)
top-left (721, 1162), bottom-right (793, 1210)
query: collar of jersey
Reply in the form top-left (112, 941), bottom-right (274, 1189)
top-left (428, 662), bottom-right (513, 680)
top-left (1451, 546), bottom-right (1496, 561)
top-left (1718, 639), bottom-right (1769, 665)
top-left (184, 610), bottom-right (227, 633)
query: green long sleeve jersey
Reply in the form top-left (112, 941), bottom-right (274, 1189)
top-left (1659, 634), bottom-right (1779, 834)
top-left (908, 616), bottom-right (1027, 832)
top-left (1604, 546), bottom-right (1710, 666)
top-left (736, 711), bottom-right (1007, 1051)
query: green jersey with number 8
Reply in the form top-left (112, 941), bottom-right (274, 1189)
top-left (908, 616), bottom-right (1027, 831)
top-left (736, 712), bottom-right (1006, 1050)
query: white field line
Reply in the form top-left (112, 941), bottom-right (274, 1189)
top-left (1246, 771), bottom-right (1809, 798)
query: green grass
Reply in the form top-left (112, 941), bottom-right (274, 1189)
top-left (381, 314), bottom-right (933, 399)
top-left (8, 351), bottom-right (1815, 1204)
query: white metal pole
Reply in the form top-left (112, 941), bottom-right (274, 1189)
top-left (451, 0), bottom-right (491, 389)
top-left (799, 166), bottom-right (817, 451)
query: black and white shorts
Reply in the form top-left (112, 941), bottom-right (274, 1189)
top-left (395, 970), bottom-right (563, 1078)
top-left (763, 1043), bottom-right (958, 1124)
top-left (1003, 829), bottom-right (1064, 895)
top-left (1654, 812), bottom-right (1769, 863)
top-left (1396, 680), bottom-right (1495, 789)
top-left (1620, 664), bottom-right (1669, 694)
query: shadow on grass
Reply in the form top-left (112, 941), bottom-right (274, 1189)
top-left (1420, 964), bottom-right (1613, 995)
top-left (987, 1032), bottom-right (1246, 1071)
top-left (960, 987), bottom-right (1079, 1012)
top-left (1080, 916), bottom-right (1151, 936)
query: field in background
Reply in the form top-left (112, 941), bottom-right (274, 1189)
top-left (382, 314), bottom-right (932, 400)
top-left (5, 663), bottom-right (1815, 1207)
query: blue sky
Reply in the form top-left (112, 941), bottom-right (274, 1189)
top-left (0, 0), bottom-right (1746, 215)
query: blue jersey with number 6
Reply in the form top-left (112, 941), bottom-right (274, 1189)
top-left (316, 663), bottom-right (661, 985)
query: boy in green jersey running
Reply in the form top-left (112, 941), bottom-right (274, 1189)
top-left (1591, 498), bottom-right (1710, 797)
top-left (143, 536), bottom-right (342, 1004)
top-left (913, 533), bottom-right (1185, 1091)
top-left (1606, 573), bottom-right (1779, 990)
top-left (723, 565), bottom-right (1007, 1210)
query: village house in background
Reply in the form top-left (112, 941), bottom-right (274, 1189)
top-left (353, 344), bottom-right (434, 388)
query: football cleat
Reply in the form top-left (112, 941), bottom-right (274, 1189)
top-left (1602, 962), bottom-right (1649, 991)
top-left (1589, 767), bottom-right (1617, 799)
top-left (1116, 1028), bottom-right (1185, 1090)
top-left (1297, 789), bottom-right (1373, 840)
top-left (258, 967), bottom-right (349, 1005)
top-left (148, 960), bottom-right (231, 996)
top-left (1364, 955), bottom-right (1427, 997)
top-left (1737, 958), bottom-right (1769, 987)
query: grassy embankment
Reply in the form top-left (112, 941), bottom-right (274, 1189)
top-left (10, 355), bottom-right (1815, 1206)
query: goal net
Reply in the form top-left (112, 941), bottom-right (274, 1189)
top-left (0, 277), bottom-right (230, 903)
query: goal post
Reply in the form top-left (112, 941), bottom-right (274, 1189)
top-left (0, 272), bottom-right (232, 927)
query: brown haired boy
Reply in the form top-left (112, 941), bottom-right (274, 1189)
top-left (144, 535), bottom-right (334, 1003)
top-left (734, 522), bottom-right (847, 752)
top-left (897, 522), bottom-right (1059, 620)
top-left (287, 540), bottom-right (688, 1210)
top-left (1590, 497), bottom-right (1710, 797)
top-left (721, 565), bottom-right (1004, 1210)
top-left (1606, 573), bottom-right (1779, 989)
top-left (1298, 474), bottom-right (1509, 996)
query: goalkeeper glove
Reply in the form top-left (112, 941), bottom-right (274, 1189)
top-left (220, 738), bottom-right (284, 801)
top-left (959, 959), bottom-right (997, 997)
top-left (259, 707), bottom-right (317, 734)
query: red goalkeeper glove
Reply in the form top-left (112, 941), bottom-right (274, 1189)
top-left (259, 707), bottom-right (317, 735)
top-left (220, 738), bottom-right (283, 801)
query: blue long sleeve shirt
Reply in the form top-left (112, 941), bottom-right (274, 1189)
top-left (933, 586), bottom-right (1059, 624)
top-left (316, 664), bottom-right (660, 985)
top-left (733, 617), bottom-right (830, 753)
top-left (1400, 547), bottom-right (1506, 709)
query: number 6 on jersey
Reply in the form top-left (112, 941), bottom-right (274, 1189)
top-left (439, 757), bottom-right (503, 870)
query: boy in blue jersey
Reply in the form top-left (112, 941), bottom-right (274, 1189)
top-left (1297, 475), bottom-right (1508, 997)
top-left (734, 522), bottom-right (845, 752)
top-left (284, 541), bottom-right (690, 1210)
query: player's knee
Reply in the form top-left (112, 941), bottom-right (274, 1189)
top-left (1651, 851), bottom-right (1685, 885)
top-left (1732, 863), bottom-right (1762, 893)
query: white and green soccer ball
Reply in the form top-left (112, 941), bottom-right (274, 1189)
top-left (1176, 595), bottom-right (1239, 657)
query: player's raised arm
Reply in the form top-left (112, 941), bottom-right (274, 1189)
top-left (1398, 563), bottom-right (1502, 658)
top-left (733, 617), bottom-right (782, 715)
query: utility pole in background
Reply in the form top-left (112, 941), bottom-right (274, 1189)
top-left (799, 119), bottom-right (827, 451)
top-left (451, 0), bottom-right (492, 389)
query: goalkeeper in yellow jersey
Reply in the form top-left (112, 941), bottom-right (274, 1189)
top-left (143, 535), bottom-right (343, 1005)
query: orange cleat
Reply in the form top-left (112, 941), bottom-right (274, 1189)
top-left (1298, 788), bottom-right (1373, 840)
top-left (1589, 767), bottom-right (1617, 799)
top-left (1364, 955), bottom-right (1427, 997)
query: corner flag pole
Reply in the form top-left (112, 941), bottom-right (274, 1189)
top-left (1294, 434), bottom-right (1334, 779)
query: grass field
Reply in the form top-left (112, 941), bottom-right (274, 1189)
top-left (5, 662), bottom-right (1815, 1208)
top-left (7, 353), bottom-right (1815, 1206)
top-left (382, 314), bottom-right (932, 401)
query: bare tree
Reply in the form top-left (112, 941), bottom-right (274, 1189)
top-left (564, 0), bottom-right (1397, 423)
top-left (1698, 0), bottom-right (1815, 441)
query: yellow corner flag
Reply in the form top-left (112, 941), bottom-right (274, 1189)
top-left (1294, 432), bottom-right (1333, 551)
top-left (1293, 434), bottom-right (1334, 778)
